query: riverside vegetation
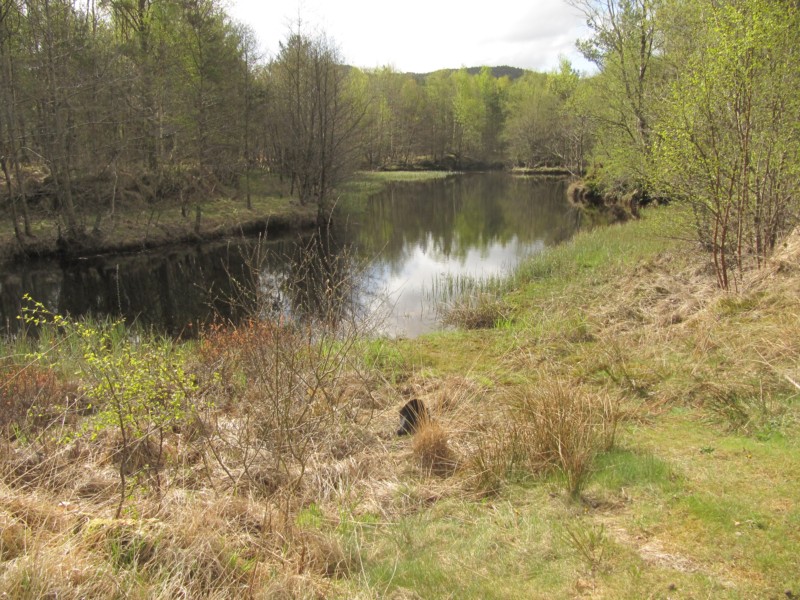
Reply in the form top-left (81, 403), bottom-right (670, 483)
top-left (1, 198), bottom-right (798, 598)
top-left (2, 0), bottom-right (800, 596)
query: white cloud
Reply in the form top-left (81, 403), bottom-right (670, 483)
top-left (227, 0), bottom-right (592, 73)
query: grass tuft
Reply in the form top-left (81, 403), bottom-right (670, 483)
top-left (441, 292), bottom-right (510, 330)
top-left (412, 420), bottom-right (457, 477)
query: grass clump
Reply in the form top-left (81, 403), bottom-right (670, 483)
top-left (412, 420), bottom-right (457, 477)
top-left (510, 378), bottom-right (619, 498)
top-left (441, 292), bottom-right (510, 330)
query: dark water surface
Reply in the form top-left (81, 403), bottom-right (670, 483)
top-left (0, 173), bottom-right (580, 338)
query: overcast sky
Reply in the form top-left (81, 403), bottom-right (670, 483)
top-left (226, 0), bottom-right (592, 74)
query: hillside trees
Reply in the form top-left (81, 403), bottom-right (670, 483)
top-left (503, 72), bottom-right (559, 167)
top-left (176, 0), bottom-right (247, 181)
top-left (359, 67), bottom-right (427, 167)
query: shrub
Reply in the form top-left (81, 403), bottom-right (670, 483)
top-left (20, 296), bottom-right (197, 516)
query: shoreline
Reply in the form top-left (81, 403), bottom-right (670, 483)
top-left (0, 196), bottom-right (319, 264)
top-left (0, 208), bottom-right (319, 265)
top-left (0, 171), bottom-right (462, 265)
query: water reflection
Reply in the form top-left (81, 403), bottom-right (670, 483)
top-left (0, 173), bottom-right (580, 338)
top-left (343, 173), bottom-right (579, 335)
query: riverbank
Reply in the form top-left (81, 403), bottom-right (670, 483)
top-left (0, 186), bottom-right (315, 264)
top-left (1, 204), bottom-right (797, 598)
top-left (0, 171), bottom-right (455, 263)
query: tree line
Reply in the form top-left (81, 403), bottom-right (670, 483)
top-left (1, 0), bottom-right (798, 284)
top-left (0, 0), bottom-right (591, 244)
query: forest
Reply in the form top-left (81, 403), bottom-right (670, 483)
top-left (0, 0), bottom-right (583, 245)
top-left (1, 0), bottom-right (799, 287)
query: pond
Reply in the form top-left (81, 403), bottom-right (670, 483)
top-left (0, 173), bottom-right (581, 338)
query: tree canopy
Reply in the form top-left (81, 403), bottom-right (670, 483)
top-left (1, 0), bottom-right (797, 278)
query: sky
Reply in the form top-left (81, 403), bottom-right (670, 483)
top-left (226, 0), bottom-right (593, 74)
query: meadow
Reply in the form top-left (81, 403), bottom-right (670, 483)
top-left (1, 201), bottom-right (797, 598)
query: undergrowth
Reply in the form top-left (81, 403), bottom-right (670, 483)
top-left (1, 206), bottom-right (799, 598)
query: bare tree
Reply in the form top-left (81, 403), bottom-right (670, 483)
top-left (268, 29), bottom-right (366, 221)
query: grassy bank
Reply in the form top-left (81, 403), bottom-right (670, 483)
top-left (1, 204), bottom-right (798, 598)
top-left (354, 207), bottom-right (800, 598)
top-left (0, 171), bottom-right (453, 262)
top-left (0, 173), bottom-right (316, 262)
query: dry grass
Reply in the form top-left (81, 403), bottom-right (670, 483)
top-left (2, 213), bottom-right (799, 598)
top-left (511, 378), bottom-right (619, 497)
top-left (412, 421), bottom-right (457, 477)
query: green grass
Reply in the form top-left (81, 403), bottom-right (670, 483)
top-left (356, 170), bottom-right (455, 182)
top-left (336, 170), bottom-right (456, 209)
top-left (349, 492), bottom-right (580, 599)
top-left (592, 448), bottom-right (677, 493)
top-left (354, 204), bottom-right (800, 598)
top-left (3, 201), bottom-right (799, 598)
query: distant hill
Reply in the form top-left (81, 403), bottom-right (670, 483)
top-left (465, 66), bottom-right (528, 79)
top-left (409, 65), bottom-right (529, 81)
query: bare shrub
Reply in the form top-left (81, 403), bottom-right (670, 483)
top-left (196, 318), bottom-right (369, 501)
top-left (0, 362), bottom-right (82, 436)
top-left (194, 233), bottom-right (378, 506)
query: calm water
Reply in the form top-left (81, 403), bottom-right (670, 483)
top-left (0, 173), bottom-right (580, 338)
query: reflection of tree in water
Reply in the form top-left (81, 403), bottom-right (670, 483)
top-left (351, 173), bottom-right (578, 270)
top-left (0, 231), bottom-right (373, 337)
top-left (251, 229), bottom-right (373, 330)
top-left (0, 175), bottom-right (579, 337)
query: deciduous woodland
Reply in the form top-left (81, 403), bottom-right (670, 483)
top-left (1, 1), bottom-right (800, 598)
top-left (0, 0), bottom-right (589, 252)
top-left (2, 0), bottom-right (798, 277)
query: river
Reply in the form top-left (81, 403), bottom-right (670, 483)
top-left (0, 173), bottom-right (581, 338)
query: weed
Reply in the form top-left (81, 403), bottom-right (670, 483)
top-left (467, 424), bottom-right (527, 495)
top-left (700, 380), bottom-right (791, 435)
top-left (560, 520), bottom-right (608, 571)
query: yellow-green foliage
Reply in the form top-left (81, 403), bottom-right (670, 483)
top-left (21, 296), bottom-right (196, 444)
top-left (20, 295), bottom-right (198, 515)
